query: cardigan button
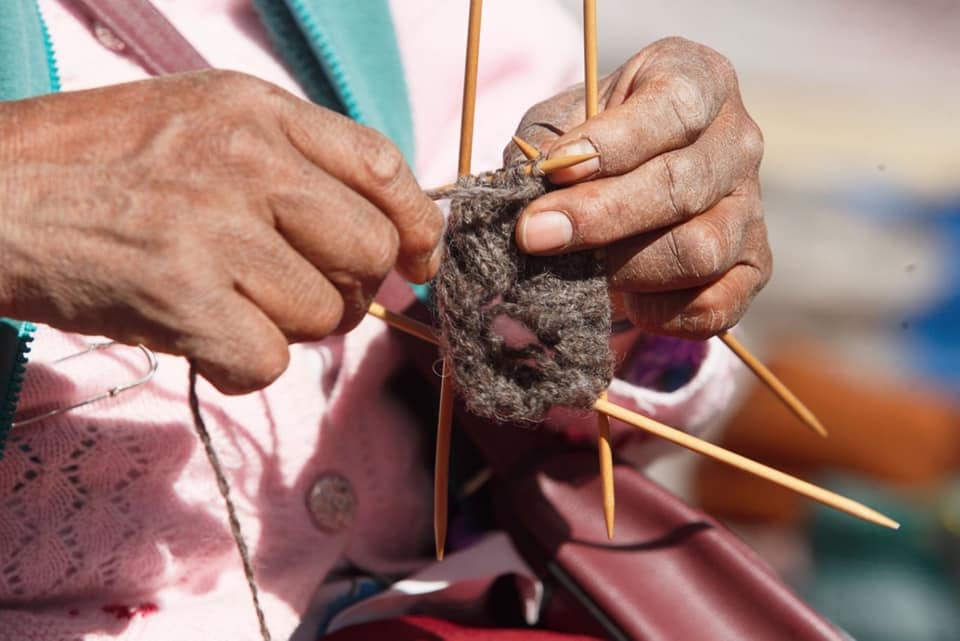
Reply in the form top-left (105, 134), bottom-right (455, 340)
top-left (92, 22), bottom-right (127, 53)
top-left (306, 473), bottom-right (356, 533)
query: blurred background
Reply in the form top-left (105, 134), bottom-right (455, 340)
top-left (556, 1), bottom-right (960, 639)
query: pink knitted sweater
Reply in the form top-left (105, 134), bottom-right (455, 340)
top-left (0, 2), bottom-right (738, 639)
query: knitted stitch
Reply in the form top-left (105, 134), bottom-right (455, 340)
top-left (432, 165), bottom-right (614, 423)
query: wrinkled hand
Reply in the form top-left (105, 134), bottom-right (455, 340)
top-left (0, 70), bottom-right (443, 393)
top-left (506, 37), bottom-right (771, 338)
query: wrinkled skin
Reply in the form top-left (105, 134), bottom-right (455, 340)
top-left (0, 38), bottom-right (768, 394)
top-left (507, 37), bottom-right (772, 339)
top-left (0, 70), bottom-right (443, 393)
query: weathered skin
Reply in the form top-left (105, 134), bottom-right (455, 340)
top-left (507, 37), bottom-right (772, 340)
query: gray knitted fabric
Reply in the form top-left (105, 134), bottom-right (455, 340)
top-left (430, 164), bottom-right (613, 423)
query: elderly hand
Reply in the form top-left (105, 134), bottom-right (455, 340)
top-left (0, 70), bottom-right (443, 393)
top-left (507, 37), bottom-right (771, 339)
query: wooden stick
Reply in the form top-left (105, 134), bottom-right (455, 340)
top-left (533, 152), bottom-right (600, 175)
top-left (592, 397), bottom-right (899, 530)
top-left (597, 392), bottom-right (615, 540)
top-left (367, 302), bottom-right (437, 345)
top-left (581, 0), bottom-right (614, 541)
top-left (583, 0), bottom-right (599, 120)
top-left (434, 367), bottom-right (454, 561)
top-left (719, 331), bottom-right (828, 438)
top-left (457, 0), bottom-right (483, 177)
top-left (434, 0), bottom-right (485, 562)
top-left (364, 304), bottom-right (900, 531)
top-left (427, 152), bottom-right (601, 195)
top-left (512, 135), bottom-right (541, 160)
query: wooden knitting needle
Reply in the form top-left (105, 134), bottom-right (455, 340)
top-left (426, 152), bottom-right (600, 195)
top-left (581, 0), bottom-right (615, 541)
top-left (363, 304), bottom-right (900, 531)
top-left (596, 390), bottom-right (616, 539)
top-left (432, 0), bottom-right (484, 562)
top-left (533, 152), bottom-right (599, 175)
top-left (583, 0), bottom-right (599, 121)
top-left (512, 135), bottom-right (541, 160)
top-left (592, 396), bottom-right (898, 530)
top-left (720, 331), bottom-right (828, 438)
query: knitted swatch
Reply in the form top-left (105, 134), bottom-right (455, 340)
top-left (431, 165), bottom-right (613, 423)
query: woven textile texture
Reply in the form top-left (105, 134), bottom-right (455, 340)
top-left (432, 165), bottom-right (614, 423)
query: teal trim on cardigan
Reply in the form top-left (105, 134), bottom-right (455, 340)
top-left (0, 1), bottom-right (58, 457)
top-left (264, 0), bottom-right (415, 163)
top-left (252, 0), bottom-right (346, 116)
top-left (0, 1), bottom-right (59, 100)
top-left (0, 321), bottom-right (35, 456)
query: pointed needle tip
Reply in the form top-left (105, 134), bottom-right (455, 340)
top-left (511, 135), bottom-right (541, 160)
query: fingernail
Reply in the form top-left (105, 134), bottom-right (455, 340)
top-left (548, 139), bottom-right (600, 182)
top-left (520, 211), bottom-right (573, 252)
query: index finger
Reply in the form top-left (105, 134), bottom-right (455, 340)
top-left (277, 98), bottom-right (443, 283)
top-left (545, 71), bottom-right (729, 185)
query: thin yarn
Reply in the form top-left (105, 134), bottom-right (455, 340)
top-left (188, 362), bottom-right (272, 641)
top-left (431, 164), bottom-right (613, 423)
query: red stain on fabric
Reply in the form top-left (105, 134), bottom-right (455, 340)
top-left (101, 602), bottom-right (159, 620)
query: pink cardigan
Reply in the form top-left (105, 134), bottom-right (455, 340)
top-left (0, 1), bottom-right (738, 639)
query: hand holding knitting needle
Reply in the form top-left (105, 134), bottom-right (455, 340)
top-left (507, 37), bottom-right (771, 339)
top-left (0, 70), bottom-right (444, 394)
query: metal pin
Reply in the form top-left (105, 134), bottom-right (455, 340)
top-left (13, 342), bottom-right (159, 427)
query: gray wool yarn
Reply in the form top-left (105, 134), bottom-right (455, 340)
top-left (429, 164), bottom-right (613, 423)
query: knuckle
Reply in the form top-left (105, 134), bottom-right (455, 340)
top-left (752, 242), bottom-right (774, 291)
top-left (313, 294), bottom-right (346, 336)
top-left (676, 223), bottom-right (726, 280)
top-left (407, 208), bottom-right (444, 258)
top-left (664, 74), bottom-right (709, 141)
top-left (210, 69), bottom-right (269, 98)
top-left (710, 51), bottom-right (737, 81)
top-left (662, 151), bottom-right (710, 217)
top-left (358, 219), bottom-right (401, 280)
top-left (741, 119), bottom-right (765, 168)
top-left (678, 303), bottom-right (733, 338)
top-left (200, 120), bottom-right (271, 172)
top-left (249, 344), bottom-right (290, 388)
top-left (361, 130), bottom-right (406, 190)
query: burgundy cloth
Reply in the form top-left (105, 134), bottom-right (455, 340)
top-left (322, 615), bottom-right (603, 641)
top-left (69, 0), bottom-right (210, 74)
top-left (491, 451), bottom-right (846, 641)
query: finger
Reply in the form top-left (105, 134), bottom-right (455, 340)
top-left (622, 262), bottom-right (770, 340)
top-left (607, 189), bottom-right (768, 294)
top-left (543, 73), bottom-right (730, 184)
top-left (276, 101), bottom-right (443, 283)
top-left (229, 227), bottom-right (347, 341)
top-left (503, 85), bottom-right (584, 165)
top-left (516, 110), bottom-right (762, 255)
top-left (267, 167), bottom-right (398, 332)
top-left (186, 292), bottom-right (291, 395)
top-left (545, 38), bottom-right (737, 184)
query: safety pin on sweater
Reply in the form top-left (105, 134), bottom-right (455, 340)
top-left (12, 341), bottom-right (159, 427)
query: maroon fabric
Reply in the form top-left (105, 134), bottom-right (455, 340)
top-left (493, 451), bottom-right (847, 641)
top-left (68, 0), bottom-right (210, 75)
top-left (322, 615), bottom-right (604, 641)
